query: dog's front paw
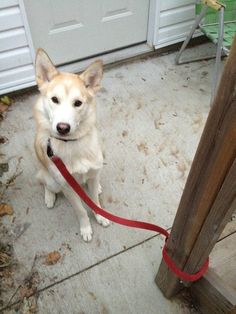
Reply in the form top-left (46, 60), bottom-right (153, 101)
top-left (45, 189), bottom-right (56, 208)
top-left (80, 225), bottom-right (93, 242)
top-left (95, 214), bottom-right (110, 227)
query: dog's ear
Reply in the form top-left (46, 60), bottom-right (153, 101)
top-left (80, 60), bottom-right (103, 94)
top-left (35, 48), bottom-right (58, 88)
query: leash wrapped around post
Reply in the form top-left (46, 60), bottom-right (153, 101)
top-left (47, 139), bottom-right (209, 282)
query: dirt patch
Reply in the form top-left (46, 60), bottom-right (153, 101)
top-left (0, 252), bottom-right (41, 313)
top-left (0, 229), bottom-right (17, 310)
top-left (19, 271), bottom-right (40, 299)
top-left (122, 130), bottom-right (128, 137)
top-left (175, 289), bottom-right (200, 313)
top-left (0, 157), bottom-right (16, 309)
top-left (177, 159), bottom-right (187, 179)
top-left (12, 271), bottom-right (40, 314)
top-left (143, 166), bottom-right (148, 178)
top-left (96, 238), bottom-right (101, 248)
top-left (88, 291), bottom-right (97, 300)
top-left (137, 142), bottom-right (149, 156)
top-left (101, 304), bottom-right (109, 314)
top-left (0, 116), bottom-right (39, 312)
top-left (170, 146), bottom-right (179, 158)
top-left (61, 242), bottom-right (72, 252)
top-left (107, 196), bottom-right (119, 204)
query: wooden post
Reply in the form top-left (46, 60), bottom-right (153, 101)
top-left (156, 36), bottom-right (236, 298)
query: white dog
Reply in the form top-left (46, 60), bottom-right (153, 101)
top-left (34, 49), bottom-right (110, 242)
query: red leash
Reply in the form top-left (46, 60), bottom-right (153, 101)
top-left (47, 141), bottom-right (209, 282)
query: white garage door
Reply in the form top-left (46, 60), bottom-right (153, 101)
top-left (23, 0), bottom-right (150, 65)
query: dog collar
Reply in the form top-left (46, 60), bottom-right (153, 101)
top-left (50, 136), bottom-right (79, 143)
top-left (47, 137), bottom-right (78, 158)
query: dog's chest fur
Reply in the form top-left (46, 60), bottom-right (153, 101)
top-left (49, 133), bottom-right (103, 182)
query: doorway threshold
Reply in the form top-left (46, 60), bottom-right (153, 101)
top-left (59, 43), bottom-right (154, 74)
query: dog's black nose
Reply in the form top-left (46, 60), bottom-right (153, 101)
top-left (56, 123), bottom-right (70, 135)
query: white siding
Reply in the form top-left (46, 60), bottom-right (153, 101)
top-left (154, 0), bottom-right (200, 49)
top-left (0, 0), bottom-right (18, 9)
top-left (0, 0), bottom-right (202, 94)
top-left (0, 0), bottom-right (34, 95)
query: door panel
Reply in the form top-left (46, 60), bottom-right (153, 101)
top-left (48, 1), bottom-right (84, 34)
top-left (23, 0), bottom-right (149, 65)
top-left (101, 0), bottom-right (132, 22)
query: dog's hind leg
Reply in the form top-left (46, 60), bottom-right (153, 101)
top-left (37, 168), bottom-right (60, 208)
top-left (44, 187), bottom-right (56, 208)
top-left (87, 172), bottom-right (110, 227)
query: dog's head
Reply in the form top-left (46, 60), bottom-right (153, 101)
top-left (35, 48), bottom-right (103, 139)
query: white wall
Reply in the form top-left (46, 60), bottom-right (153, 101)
top-left (0, 0), bottom-right (35, 94)
top-left (154, 0), bottom-right (197, 49)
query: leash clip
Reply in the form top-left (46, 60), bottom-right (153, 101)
top-left (47, 138), bottom-right (54, 158)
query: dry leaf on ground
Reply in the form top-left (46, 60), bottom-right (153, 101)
top-left (44, 251), bottom-right (61, 265)
top-left (19, 286), bottom-right (36, 299)
top-left (0, 96), bottom-right (11, 121)
top-left (0, 96), bottom-right (11, 106)
top-left (0, 252), bottom-right (11, 268)
top-left (0, 103), bottom-right (9, 114)
top-left (0, 204), bottom-right (13, 217)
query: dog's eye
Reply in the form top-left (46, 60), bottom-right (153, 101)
top-left (74, 100), bottom-right (82, 107)
top-left (51, 96), bottom-right (59, 104)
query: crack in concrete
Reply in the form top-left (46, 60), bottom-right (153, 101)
top-left (1, 230), bottom-right (171, 311)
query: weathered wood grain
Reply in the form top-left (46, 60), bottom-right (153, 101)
top-left (184, 159), bottom-right (236, 277)
top-left (156, 36), bottom-right (236, 298)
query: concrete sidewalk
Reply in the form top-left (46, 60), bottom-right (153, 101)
top-left (0, 46), bottom-right (212, 313)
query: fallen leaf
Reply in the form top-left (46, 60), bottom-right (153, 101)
top-left (0, 102), bottom-right (9, 114)
top-left (0, 252), bottom-right (11, 268)
top-left (44, 251), bottom-right (61, 265)
top-left (0, 204), bottom-right (13, 217)
top-left (0, 96), bottom-right (11, 106)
